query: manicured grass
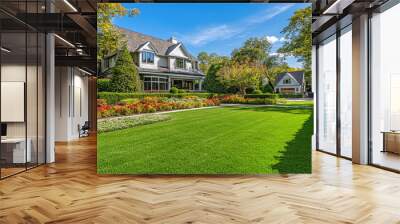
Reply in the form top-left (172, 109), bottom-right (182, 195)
top-left (283, 100), bottom-right (314, 107)
top-left (98, 106), bottom-right (313, 174)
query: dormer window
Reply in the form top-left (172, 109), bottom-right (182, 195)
top-left (283, 78), bottom-right (291, 84)
top-left (175, 58), bottom-right (186, 69)
top-left (142, 51), bottom-right (154, 64)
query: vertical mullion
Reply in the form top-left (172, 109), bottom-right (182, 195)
top-left (367, 11), bottom-right (373, 165)
top-left (0, 24), bottom-right (2, 179)
top-left (316, 44), bottom-right (319, 151)
top-left (336, 28), bottom-right (341, 157)
top-left (25, 0), bottom-right (28, 171)
top-left (36, 0), bottom-right (39, 167)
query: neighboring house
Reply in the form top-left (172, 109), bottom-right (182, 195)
top-left (101, 28), bottom-right (205, 92)
top-left (274, 71), bottom-right (305, 94)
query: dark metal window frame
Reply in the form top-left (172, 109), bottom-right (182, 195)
top-left (0, 1), bottom-right (47, 180)
top-left (315, 20), bottom-right (352, 161)
top-left (315, 0), bottom-right (400, 172)
top-left (367, 1), bottom-right (400, 173)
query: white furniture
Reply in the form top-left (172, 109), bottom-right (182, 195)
top-left (1, 138), bottom-right (31, 163)
top-left (1, 82), bottom-right (25, 122)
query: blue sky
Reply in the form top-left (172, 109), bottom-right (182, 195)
top-left (113, 3), bottom-right (310, 68)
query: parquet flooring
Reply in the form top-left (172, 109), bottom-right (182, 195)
top-left (1, 135), bottom-right (400, 223)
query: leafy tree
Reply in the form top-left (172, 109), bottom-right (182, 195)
top-left (197, 52), bottom-right (229, 74)
top-left (97, 3), bottom-right (139, 62)
top-left (217, 61), bottom-right (266, 95)
top-left (231, 37), bottom-right (272, 65)
top-left (278, 6), bottom-right (312, 84)
top-left (204, 63), bottom-right (227, 93)
top-left (110, 47), bottom-right (139, 92)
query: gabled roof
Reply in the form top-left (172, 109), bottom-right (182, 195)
top-left (136, 41), bottom-right (158, 53)
top-left (275, 71), bottom-right (304, 86)
top-left (119, 28), bottom-right (197, 60)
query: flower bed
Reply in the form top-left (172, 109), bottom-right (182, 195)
top-left (97, 96), bottom-right (220, 118)
top-left (98, 92), bottom-right (215, 104)
top-left (98, 114), bottom-right (171, 133)
top-left (219, 95), bottom-right (286, 105)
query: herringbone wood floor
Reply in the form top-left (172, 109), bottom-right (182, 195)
top-left (1, 135), bottom-right (400, 224)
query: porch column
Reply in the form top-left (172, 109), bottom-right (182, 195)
top-left (168, 77), bottom-right (171, 90)
top-left (199, 79), bottom-right (203, 91)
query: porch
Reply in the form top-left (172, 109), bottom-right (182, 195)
top-left (141, 74), bottom-right (204, 92)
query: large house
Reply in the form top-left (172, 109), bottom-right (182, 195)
top-left (274, 71), bottom-right (305, 94)
top-left (101, 29), bottom-right (205, 92)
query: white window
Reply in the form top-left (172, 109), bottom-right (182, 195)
top-left (318, 34), bottom-right (337, 155)
top-left (175, 58), bottom-right (186, 69)
top-left (142, 51), bottom-right (154, 64)
top-left (283, 78), bottom-right (291, 84)
top-left (143, 76), bottom-right (168, 91)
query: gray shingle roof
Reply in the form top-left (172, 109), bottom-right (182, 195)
top-left (275, 71), bottom-right (304, 85)
top-left (119, 28), bottom-right (196, 60)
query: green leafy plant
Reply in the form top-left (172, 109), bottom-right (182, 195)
top-left (252, 89), bottom-right (263, 94)
top-left (97, 78), bottom-right (112, 92)
top-left (110, 46), bottom-right (139, 92)
top-left (98, 114), bottom-right (171, 133)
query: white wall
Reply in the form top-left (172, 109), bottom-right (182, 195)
top-left (168, 45), bottom-right (188, 58)
top-left (55, 67), bottom-right (89, 141)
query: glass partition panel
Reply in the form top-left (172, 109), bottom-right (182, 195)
top-left (339, 25), bottom-right (352, 158)
top-left (317, 35), bottom-right (337, 154)
top-left (371, 3), bottom-right (400, 171)
top-left (38, 32), bottom-right (46, 165)
top-left (1, 31), bottom-right (27, 177)
top-left (27, 31), bottom-right (38, 169)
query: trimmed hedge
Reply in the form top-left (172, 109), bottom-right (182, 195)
top-left (98, 92), bottom-right (214, 104)
top-left (97, 79), bottom-right (112, 92)
top-left (244, 93), bottom-right (279, 99)
top-left (278, 93), bottom-right (304, 98)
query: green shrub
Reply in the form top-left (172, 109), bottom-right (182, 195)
top-left (178, 89), bottom-right (186, 93)
top-left (120, 98), bottom-right (140, 104)
top-left (278, 93), bottom-right (304, 98)
top-left (252, 89), bottom-right (263, 94)
top-left (110, 47), bottom-right (139, 92)
top-left (170, 87), bottom-right (179, 94)
top-left (244, 93), bottom-right (279, 99)
top-left (97, 79), bottom-right (111, 92)
top-left (204, 63), bottom-right (227, 93)
top-left (262, 84), bottom-right (273, 93)
top-left (98, 114), bottom-right (171, 133)
top-left (97, 92), bottom-right (214, 104)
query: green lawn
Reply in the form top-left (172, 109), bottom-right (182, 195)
top-left (282, 100), bottom-right (314, 107)
top-left (98, 106), bottom-right (313, 174)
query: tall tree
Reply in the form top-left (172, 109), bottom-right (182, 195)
top-left (97, 3), bottom-right (139, 62)
top-left (217, 61), bottom-right (266, 95)
top-left (110, 47), bottom-right (139, 92)
top-left (203, 61), bottom-right (228, 93)
top-left (278, 6), bottom-right (312, 83)
top-left (231, 37), bottom-right (272, 65)
top-left (197, 52), bottom-right (229, 74)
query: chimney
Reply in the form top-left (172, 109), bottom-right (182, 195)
top-left (168, 36), bottom-right (178, 44)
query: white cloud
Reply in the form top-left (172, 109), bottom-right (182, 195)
top-left (186, 25), bottom-right (241, 46)
top-left (246, 4), bottom-right (294, 25)
top-left (269, 52), bottom-right (285, 58)
top-left (266, 36), bottom-right (279, 44)
top-left (265, 35), bottom-right (287, 44)
top-left (180, 4), bottom-right (294, 46)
